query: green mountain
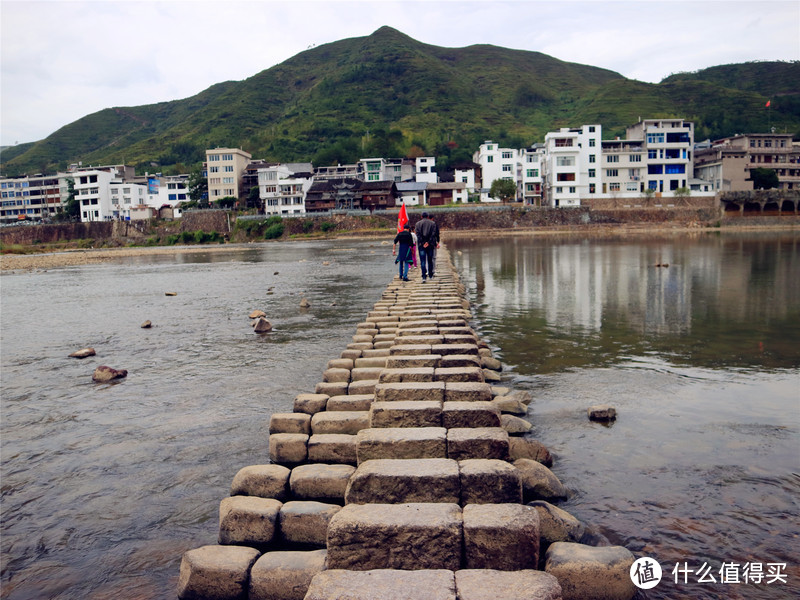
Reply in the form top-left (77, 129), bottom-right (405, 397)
top-left (2, 27), bottom-right (798, 177)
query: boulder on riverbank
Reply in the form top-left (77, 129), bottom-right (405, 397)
top-left (588, 405), bottom-right (617, 421)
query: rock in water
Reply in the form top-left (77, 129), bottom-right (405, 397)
top-left (92, 365), bottom-right (128, 382)
top-left (69, 347), bottom-right (96, 359)
top-left (249, 310), bottom-right (267, 319)
top-left (300, 298), bottom-right (311, 308)
top-left (140, 320), bottom-right (152, 328)
top-left (254, 318), bottom-right (273, 333)
top-left (587, 405), bottom-right (617, 421)
top-left (165, 292), bottom-right (177, 296)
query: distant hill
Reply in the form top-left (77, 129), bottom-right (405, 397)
top-left (2, 27), bottom-right (798, 177)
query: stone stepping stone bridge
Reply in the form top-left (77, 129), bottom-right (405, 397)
top-left (178, 247), bottom-right (638, 600)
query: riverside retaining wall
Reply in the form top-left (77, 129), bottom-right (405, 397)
top-left (177, 247), bottom-right (638, 600)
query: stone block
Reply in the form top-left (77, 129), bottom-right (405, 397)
top-left (397, 335), bottom-right (444, 345)
top-left (369, 401), bottom-right (442, 428)
top-left (491, 396), bottom-right (528, 415)
top-left (304, 569), bottom-right (456, 600)
top-left (463, 503), bottom-right (540, 569)
top-left (386, 354), bottom-right (441, 369)
top-left (230, 464), bottom-right (291, 500)
top-left (439, 354), bottom-right (481, 369)
top-left (314, 381), bottom-right (349, 397)
top-left (356, 427), bottom-right (447, 463)
top-left (289, 463), bottom-right (355, 502)
top-left (528, 501), bottom-right (586, 546)
top-left (389, 344), bottom-right (432, 355)
top-left (442, 401), bottom-right (500, 429)
top-left (545, 542), bottom-right (636, 600)
top-left (481, 356), bottom-right (503, 371)
top-left (513, 458), bottom-right (568, 502)
top-left (435, 366), bottom-right (484, 383)
top-left (307, 434), bottom-right (357, 465)
top-left (340, 349), bottom-right (362, 360)
top-left (322, 368), bottom-right (351, 383)
top-left (292, 393), bottom-right (329, 415)
top-left (346, 342), bottom-right (373, 350)
top-left (444, 334), bottom-right (478, 345)
top-left (351, 367), bottom-right (384, 381)
top-left (269, 433), bottom-right (308, 465)
top-left (454, 570), bottom-right (562, 600)
top-left (326, 503), bottom-right (462, 570)
top-left (447, 428), bottom-right (509, 461)
top-left (218, 496), bottom-right (282, 546)
top-left (278, 501), bottom-right (341, 547)
top-left (311, 411), bottom-right (369, 435)
top-left (178, 545), bottom-right (260, 600)
top-left (459, 459), bottom-right (522, 505)
top-left (431, 343), bottom-right (478, 356)
top-left (444, 382), bottom-right (492, 403)
top-left (397, 326), bottom-right (440, 337)
top-left (378, 367), bottom-right (436, 383)
top-left (269, 413), bottom-right (311, 435)
top-left (374, 381), bottom-right (445, 403)
top-left (483, 369), bottom-right (502, 383)
top-left (345, 458), bottom-right (460, 504)
top-left (352, 334), bottom-right (375, 344)
top-left (348, 379), bottom-right (379, 395)
top-left (373, 340), bottom-right (395, 349)
top-left (354, 357), bottom-right (388, 369)
top-left (249, 549), bottom-right (327, 600)
top-left (328, 358), bottom-right (357, 370)
top-left (361, 348), bottom-right (390, 358)
top-left (326, 394), bottom-right (374, 412)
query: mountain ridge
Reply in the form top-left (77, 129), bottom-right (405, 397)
top-left (1, 26), bottom-right (797, 177)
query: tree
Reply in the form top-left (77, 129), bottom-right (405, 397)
top-left (750, 167), bottom-right (780, 190)
top-left (53, 178), bottom-right (79, 222)
top-left (186, 165), bottom-right (208, 203)
top-left (248, 185), bottom-right (262, 211)
top-left (489, 179), bottom-right (518, 203)
top-left (215, 196), bottom-right (237, 209)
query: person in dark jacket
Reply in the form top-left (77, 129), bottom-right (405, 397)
top-left (392, 223), bottom-right (414, 281)
top-left (414, 212), bottom-right (439, 281)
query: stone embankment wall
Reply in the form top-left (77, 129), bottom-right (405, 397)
top-left (177, 248), bottom-right (638, 600)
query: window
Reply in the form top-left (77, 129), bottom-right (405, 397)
top-left (502, 164), bottom-right (512, 172)
top-left (626, 182), bottom-right (639, 192)
top-left (462, 177), bottom-right (468, 183)
top-left (487, 156), bottom-right (494, 163)
top-left (569, 187), bottom-right (576, 193)
top-left (557, 173), bottom-right (576, 182)
top-left (210, 166), bottom-right (219, 173)
top-left (209, 155), bottom-right (220, 161)
top-left (630, 154), bottom-right (642, 162)
top-left (556, 156), bottom-right (575, 166)
top-left (648, 149), bottom-right (658, 159)
top-left (648, 165), bottom-right (664, 175)
top-left (526, 169), bottom-right (539, 177)
top-left (588, 126), bottom-right (596, 132)
top-left (588, 169), bottom-right (596, 178)
top-left (589, 155), bottom-right (596, 163)
top-left (589, 138), bottom-right (596, 147)
top-left (666, 132), bottom-right (689, 143)
top-left (502, 151), bottom-right (512, 159)
top-left (606, 169), bottom-right (618, 177)
top-left (610, 182), bottom-right (620, 191)
top-left (223, 177), bottom-right (234, 184)
top-left (554, 138), bottom-right (573, 147)
top-left (224, 166), bottom-right (234, 172)
top-left (607, 155), bottom-right (619, 163)
top-left (664, 164), bottom-right (685, 174)
top-left (647, 133), bottom-right (665, 144)
top-left (589, 183), bottom-right (596, 193)
top-left (222, 154), bottom-right (233, 160)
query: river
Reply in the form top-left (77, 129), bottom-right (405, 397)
top-left (1, 232), bottom-right (798, 599)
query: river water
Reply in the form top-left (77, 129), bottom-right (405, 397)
top-left (1, 233), bottom-right (798, 599)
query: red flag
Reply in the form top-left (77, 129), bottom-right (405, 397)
top-left (766, 100), bottom-right (771, 108)
top-left (397, 203), bottom-right (408, 233)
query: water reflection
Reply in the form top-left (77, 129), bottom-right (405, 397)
top-left (450, 233), bottom-right (800, 373)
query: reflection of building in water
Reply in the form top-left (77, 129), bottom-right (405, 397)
top-left (461, 240), bottom-right (699, 335)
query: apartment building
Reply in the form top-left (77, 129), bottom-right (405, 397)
top-left (473, 141), bottom-right (520, 201)
top-left (626, 118), bottom-right (693, 194)
top-left (0, 173), bottom-right (68, 223)
top-left (258, 163), bottom-right (314, 215)
top-left (521, 146), bottom-right (545, 205)
top-left (694, 133), bottom-right (799, 191)
top-left (206, 147), bottom-right (252, 203)
top-left (542, 125), bottom-right (600, 207)
top-left (415, 157), bottom-right (438, 183)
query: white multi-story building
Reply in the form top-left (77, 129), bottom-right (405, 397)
top-left (206, 147), bottom-right (252, 203)
top-left (521, 145), bottom-right (545, 205)
top-left (258, 164), bottom-right (313, 215)
top-left (415, 157), bottom-right (438, 183)
top-left (109, 179), bottom-right (149, 220)
top-left (73, 169), bottom-right (117, 222)
top-left (541, 125), bottom-right (600, 207)
top-left (474, 141), bottom-right (521, 201)
top-left (627, 118), bottom-right (694, 195)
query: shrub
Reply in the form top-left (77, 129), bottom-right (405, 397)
top-left (320, 221), bottom-right (335, 232)
top-left (302, 219), bottom-right (314, 233)
top-left (264, 223), bottom-right (285, 239)
top-left (166, 234), bottom-right (180, 245)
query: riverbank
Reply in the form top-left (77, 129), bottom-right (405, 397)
top-left (3, 221), bottom-right (798, 273)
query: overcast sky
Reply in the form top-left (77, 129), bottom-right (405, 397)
top-left (1, 0), bottom-right (798, 147)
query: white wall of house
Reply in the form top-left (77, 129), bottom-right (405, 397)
top-left (542, 125), bottom-right (600, 207)
top-left (474, 141), bottom-right (521, 201)
top-left (74, 170), bottom-right (117, 221)
top-left (259, 164), bottom-right (311, 215)
top-left (415, 157), bottom-right (438, 183)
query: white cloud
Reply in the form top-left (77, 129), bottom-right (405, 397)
top-left (1, 0), bottom-right (798, 147)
